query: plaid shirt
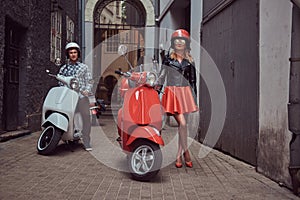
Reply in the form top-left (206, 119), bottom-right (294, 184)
top-left (59, 61), bottom-right (93, 93)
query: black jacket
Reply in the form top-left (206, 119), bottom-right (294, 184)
top-left (158, 56), bottom-right (197, 97)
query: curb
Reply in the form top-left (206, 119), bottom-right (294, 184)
top-left (0, 130), bottom-right (31, 142)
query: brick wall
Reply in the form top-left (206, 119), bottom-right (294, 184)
top-left (0, 0), bottom-right (80, 132)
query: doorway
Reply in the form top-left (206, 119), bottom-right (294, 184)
top-left (2, 18), bottom-right (24, 131)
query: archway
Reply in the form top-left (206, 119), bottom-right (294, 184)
top-left (93, 0), bottom-right (147, 104)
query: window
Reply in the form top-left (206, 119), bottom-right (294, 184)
top-left (116, 2), bottom-right (120, 16)
top-left (66, 16), bottom-right (75, 43)
top-left (50, 10), bottom-right (62, 62)
top-left (106, 29), bottom-right (119, 52)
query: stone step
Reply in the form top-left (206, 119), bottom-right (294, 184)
top-left (0, 130), bottom-right (31, 142)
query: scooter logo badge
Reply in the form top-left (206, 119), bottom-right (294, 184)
top-left (135, 91), bottom-right (139, 100)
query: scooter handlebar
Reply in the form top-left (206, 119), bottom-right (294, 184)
top-left (115, 70), bottom-right (123, 75)
top-left (115, 70), bottom-right (131, 77)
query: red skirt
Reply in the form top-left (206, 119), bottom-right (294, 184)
top-left (162, 86), bottom-right (198, 115)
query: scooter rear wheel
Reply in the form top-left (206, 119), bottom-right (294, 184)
top-left (128, 140), bottom-right (162, 181)
top-left (37, 125), bottom-right (62, 155)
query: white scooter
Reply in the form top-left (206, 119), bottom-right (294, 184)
top-left (37, 70), bottom-right (84, 155)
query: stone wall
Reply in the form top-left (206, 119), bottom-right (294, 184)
top-left (0, 0), bottom-right (80, 132)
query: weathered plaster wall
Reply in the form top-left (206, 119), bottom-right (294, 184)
top-left (258, 0), bottom-right (293, 186)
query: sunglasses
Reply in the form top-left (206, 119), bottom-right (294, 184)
top-left (174, 39), bottom-right (186, 45)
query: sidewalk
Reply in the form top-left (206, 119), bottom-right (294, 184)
top-left (0, 115), bottom-right (298, 200)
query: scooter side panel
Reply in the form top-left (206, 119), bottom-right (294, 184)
top-left (42, 113), bottom-right (68, 132)
top-left (42, 87), bottom-right (79, 122)
top-left (124, 87), bottom-right (163, 128)
top-left (126, 126), bottom-right (164, 146)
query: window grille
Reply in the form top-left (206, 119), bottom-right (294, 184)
top-left (50, 10), bottom-right (62, 62)
top-left (106, 29), bottom-right (119, 53)
top-left (66, 16), bottom-right (75, 43)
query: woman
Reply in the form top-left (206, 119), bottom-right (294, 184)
top-left (158, 29), bottom-right (198, 168)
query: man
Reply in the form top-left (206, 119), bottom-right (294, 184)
top-left (59, 42), bottom-right (93, 151)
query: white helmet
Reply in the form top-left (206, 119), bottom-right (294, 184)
top-left (65, 42), bottom-right (81, 58)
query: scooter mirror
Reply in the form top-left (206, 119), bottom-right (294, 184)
top-left (118, 45), bottom-right (128, 56)
top-left (45, 69), bottom-right (55, 77)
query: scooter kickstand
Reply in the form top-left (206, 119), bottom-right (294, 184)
top-left (65, 141), bottom-right (75, 152)
top-left (116, 137), bottom-right (122, 145)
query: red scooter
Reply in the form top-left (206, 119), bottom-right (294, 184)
top-left (115, 45), bottom-right (164, 181)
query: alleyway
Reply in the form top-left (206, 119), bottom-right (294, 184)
top-left (0, 115), bottom-right (298, 200)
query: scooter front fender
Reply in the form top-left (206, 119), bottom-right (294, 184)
top-left (42, 113), bottom-right (68, 132)
top-left (126, 126), bottom-right (164, 146)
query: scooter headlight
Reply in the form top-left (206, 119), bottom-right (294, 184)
top-left (146, 72), bottom-right (157, 87)
top-left (70, 78), bottom-right (79, 90)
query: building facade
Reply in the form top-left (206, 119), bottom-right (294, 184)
top-left (156, 0), bottom-right (300, 194)
top-left (0, 0), bottom-right (81, 132)
top-left (199, 0), bottom-right (299, 193)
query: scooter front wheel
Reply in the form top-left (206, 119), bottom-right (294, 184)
top-left (128, 140), bottom-right (162, 181)
top-left (37, 125), bottom-right (62, 155)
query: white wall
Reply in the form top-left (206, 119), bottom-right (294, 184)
top-left (84, 21), bottom-right (93, 73)
top-left (159, 0), bottom-right (202, 67)
top-left (258, 0), bottom-right (293, 185)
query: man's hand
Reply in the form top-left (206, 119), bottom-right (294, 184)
top-left (81, 90), bottom-right (89, 96)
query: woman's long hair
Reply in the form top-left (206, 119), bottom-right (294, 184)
top-left (169, 48), bottom-right (194, 63)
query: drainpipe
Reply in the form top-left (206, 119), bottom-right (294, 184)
top-left (78, 0), bottom-right (85, 59)
top-left (154, 0), bottom-right (160, 62)
top-left (288, 2), bottom-right (300, 196)
top-left (82, 0), bottom-right (85, 60)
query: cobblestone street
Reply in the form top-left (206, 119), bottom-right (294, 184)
top-left (0, 115), bottom-right (298, 200)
